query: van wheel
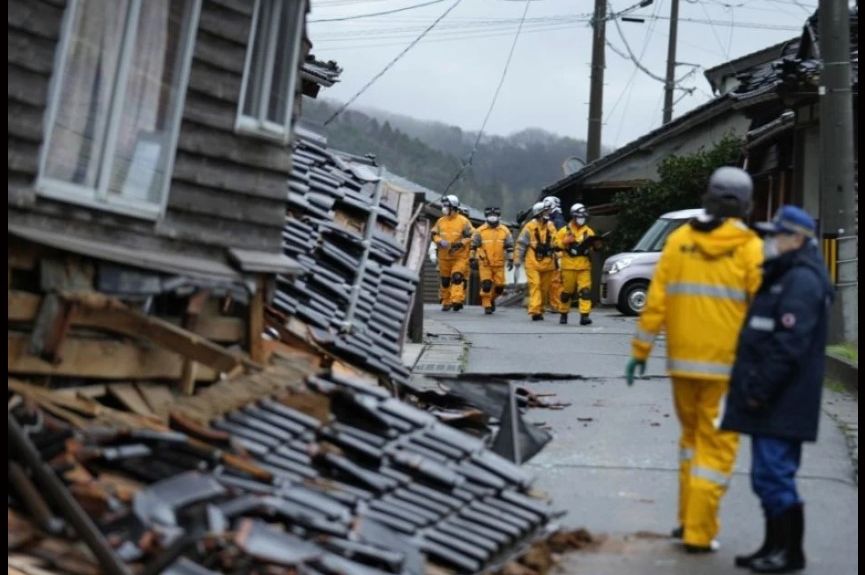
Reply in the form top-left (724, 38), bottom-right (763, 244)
top-left (617, 281), bottom-right (649, 316)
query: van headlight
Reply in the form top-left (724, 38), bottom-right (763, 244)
top-left (607, 258), bottom-right (634, 275)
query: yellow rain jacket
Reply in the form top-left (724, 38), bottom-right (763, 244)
top-left (554, 222), bottom-right (596, 271)
top-left (432, 214), bottom-right (474, 260)
top-left (515, 219), bottom-right (558, 271)
top-left (632, 218), bottom-right (763, 380)
top-left (471, 224), bottom-right (514, 266)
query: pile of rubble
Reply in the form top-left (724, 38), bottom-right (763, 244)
top-left (9, 364), bottom-right (559, 575)
top-left (8, 130), bottom-right (565, 575)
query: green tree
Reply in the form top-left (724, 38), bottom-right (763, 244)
top-left (607, 135), bottom-right (744, 254)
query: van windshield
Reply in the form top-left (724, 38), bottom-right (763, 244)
top-left (632, 218), bottom-right (689, 252)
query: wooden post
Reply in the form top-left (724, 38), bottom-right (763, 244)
top-left (180, 290), bottom-right (209, 396)
top-left (249, 276), bottom-right (265, 364)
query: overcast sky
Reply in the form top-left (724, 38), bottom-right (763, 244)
top-left (308, 0), bottom-right (814, 151)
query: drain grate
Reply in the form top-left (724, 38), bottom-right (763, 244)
top-left (413, 362), bottom-right (462, 374)
top-left (426, 333), bottom-right (463, 343)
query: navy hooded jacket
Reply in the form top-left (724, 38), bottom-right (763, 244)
top-left (721, 242), bottom-right (834, 442)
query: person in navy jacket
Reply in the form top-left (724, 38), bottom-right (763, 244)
top-left (721, 205), bottom-right (834, 573)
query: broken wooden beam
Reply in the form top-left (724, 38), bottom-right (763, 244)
top-left (10, 291), bottom-right (245, 343)
top-left (64, 295), bottom-right (242, 373)
top-left (8, 333), bottom-right (218, 381)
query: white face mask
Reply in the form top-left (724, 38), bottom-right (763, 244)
top-left (442, 207), bottom-right (451, 216)
top-left (763, 236), bottom-right (780, 260)
top-left (575, 217), bottom-right (587, 226)
top-left (486, 216), bottom-right (499, 225)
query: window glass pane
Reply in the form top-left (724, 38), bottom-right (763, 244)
top-left (44, 0), bottom-right (130, 189)
top-left (107, 0), bottom-right (190, 205)
top-left (267, 2), bottom-right (300, 126)
top-left (242, 0), bottom-right (274, 119)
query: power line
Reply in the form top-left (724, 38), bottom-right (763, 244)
top-left (311, 12), bottom-right (799, 42)
top-left (726, 5), bottom-right (735, 59)
top-left (608, 12), bottom-right (696, 93)
top-left (314, 0), bottom-right (396, 6)
top-left (443, 0), bottom-right (531, 195)
top-left (695, 0), bottom-right (733, 59)
top-left (312, 22), bottom-right (578, 51)
top-left (608, 0), bottom-right (661, 144)
top-left (324, 0), bottom-right (463, 125)
top-left (310, 0), bottom-right (446, 22)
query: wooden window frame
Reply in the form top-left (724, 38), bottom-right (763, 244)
top-left (236, 0), bottom-right (306, 144)
top-left (36, 0), bottom-right (202, 221)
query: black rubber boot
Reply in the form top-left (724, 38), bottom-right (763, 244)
top-left (580, 314), bottom-right (593, 325)
top-left (441, 304), bottom-right (451, 311)
top-left (452, 303), bottom-right (463, 312)
top-left (484, 307), bottom-right (493, 315)
top-left (751, 504), bottom-right (806, 573)
top-left (490, 302), bottom-right (496, 312)
top-left (531, 314), bottom-right (544, 321)
top-left (671, 526), bottom-right (684, 540)
top-left (734, 516), bottom-right (779, 568)
top-left (559, 313), bottom-right (568, 324)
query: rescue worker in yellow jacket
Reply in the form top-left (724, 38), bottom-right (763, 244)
top-left (543, 196), bottom-right (565, 313)
top-left (625, 167), bottom-right (763, 553)
top-left (432, 195), bottom-right (474, 311)
top-left (514, 202), bottom-right (558, 321)
top-left (470, 207), bottom-right (514, 315)
top-left (554, 203), bottom-right (597, 325)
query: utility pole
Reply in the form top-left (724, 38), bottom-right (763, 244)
top-left (587, 0), bottom-right (606, 162)
top-left (819, 0), bottom-right (857, 344)
top-left (662, 0), bottom-right (680, 124)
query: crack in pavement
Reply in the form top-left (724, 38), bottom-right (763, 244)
top-left (526, 462), bottom-right (858, 487)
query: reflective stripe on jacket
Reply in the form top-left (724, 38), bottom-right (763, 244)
top-left (515, 220), bottom-right (558, 271)
top-left (721, 244), bottom-right (834, 441)
top-left (471, 224), bottom-right (514, 266)
top-left (631, 218), bottom-right (763, 380)
top-left (432, 214), bottom-right (473, 260)
top-left (555, 223), bottom-right (595, 271)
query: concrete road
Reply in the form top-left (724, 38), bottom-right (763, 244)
top-left (424, 304), bottom-right (858, 574)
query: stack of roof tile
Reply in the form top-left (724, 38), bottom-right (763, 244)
top-left (275, 136), bottom-right (416, 386)
top-left (9, 371), bottom-right (554, 575)
top-left (733, 7), bottom-right (858, 103)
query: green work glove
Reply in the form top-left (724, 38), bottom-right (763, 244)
top-left (625, 358), bottom-right (646, 386)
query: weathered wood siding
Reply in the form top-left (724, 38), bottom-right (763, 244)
top-left (8, 0), bottom-right (292, 267)
top-left (164, 0), bottom-right (289, 253)
top-left (7, 0), bottom-right (65, 205)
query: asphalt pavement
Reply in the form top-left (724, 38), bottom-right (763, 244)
top-left (423, 303), bottom-right (859, 575)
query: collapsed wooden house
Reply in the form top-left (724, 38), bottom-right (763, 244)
top-left (7, 2), bottom-right (563, 574)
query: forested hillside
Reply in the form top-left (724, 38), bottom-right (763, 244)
top-left (301, 98), bottom-right (588, 217)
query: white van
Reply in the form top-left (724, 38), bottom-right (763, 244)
top-left (601, 208), bottom-right (704, 315)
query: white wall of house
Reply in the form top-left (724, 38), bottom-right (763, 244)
top-left (582, 112), bottom-right (750, 186)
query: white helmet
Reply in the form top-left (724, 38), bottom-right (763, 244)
top-left (570, 203), bottom-right (588, 218)
top-left (531, 201), bottom-right (548, 218)
top-left (443, 194), bottom-right (460, 208)
top-left (441, 194), bottom-right (459, 216)
top-left (543, 196), bottom-right (561, 210)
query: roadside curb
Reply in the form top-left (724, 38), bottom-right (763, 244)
top-left (825, 352), bottom-right (858, 396)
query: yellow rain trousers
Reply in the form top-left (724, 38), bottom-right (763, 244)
top-left (555, 223), bottom-right (596, 315)
top-left (674, 376), bottom-right (740, 547)
top-left (432, 214), bottom-right (474, 306)
top-left (630, 217), bottom-right (763, 547)
top-left (548, 266), bottom-right (563, 312)
top-left (515, 219), bottom-right (558, 316)
top-left (471, 223), bottom-right (514, 309)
